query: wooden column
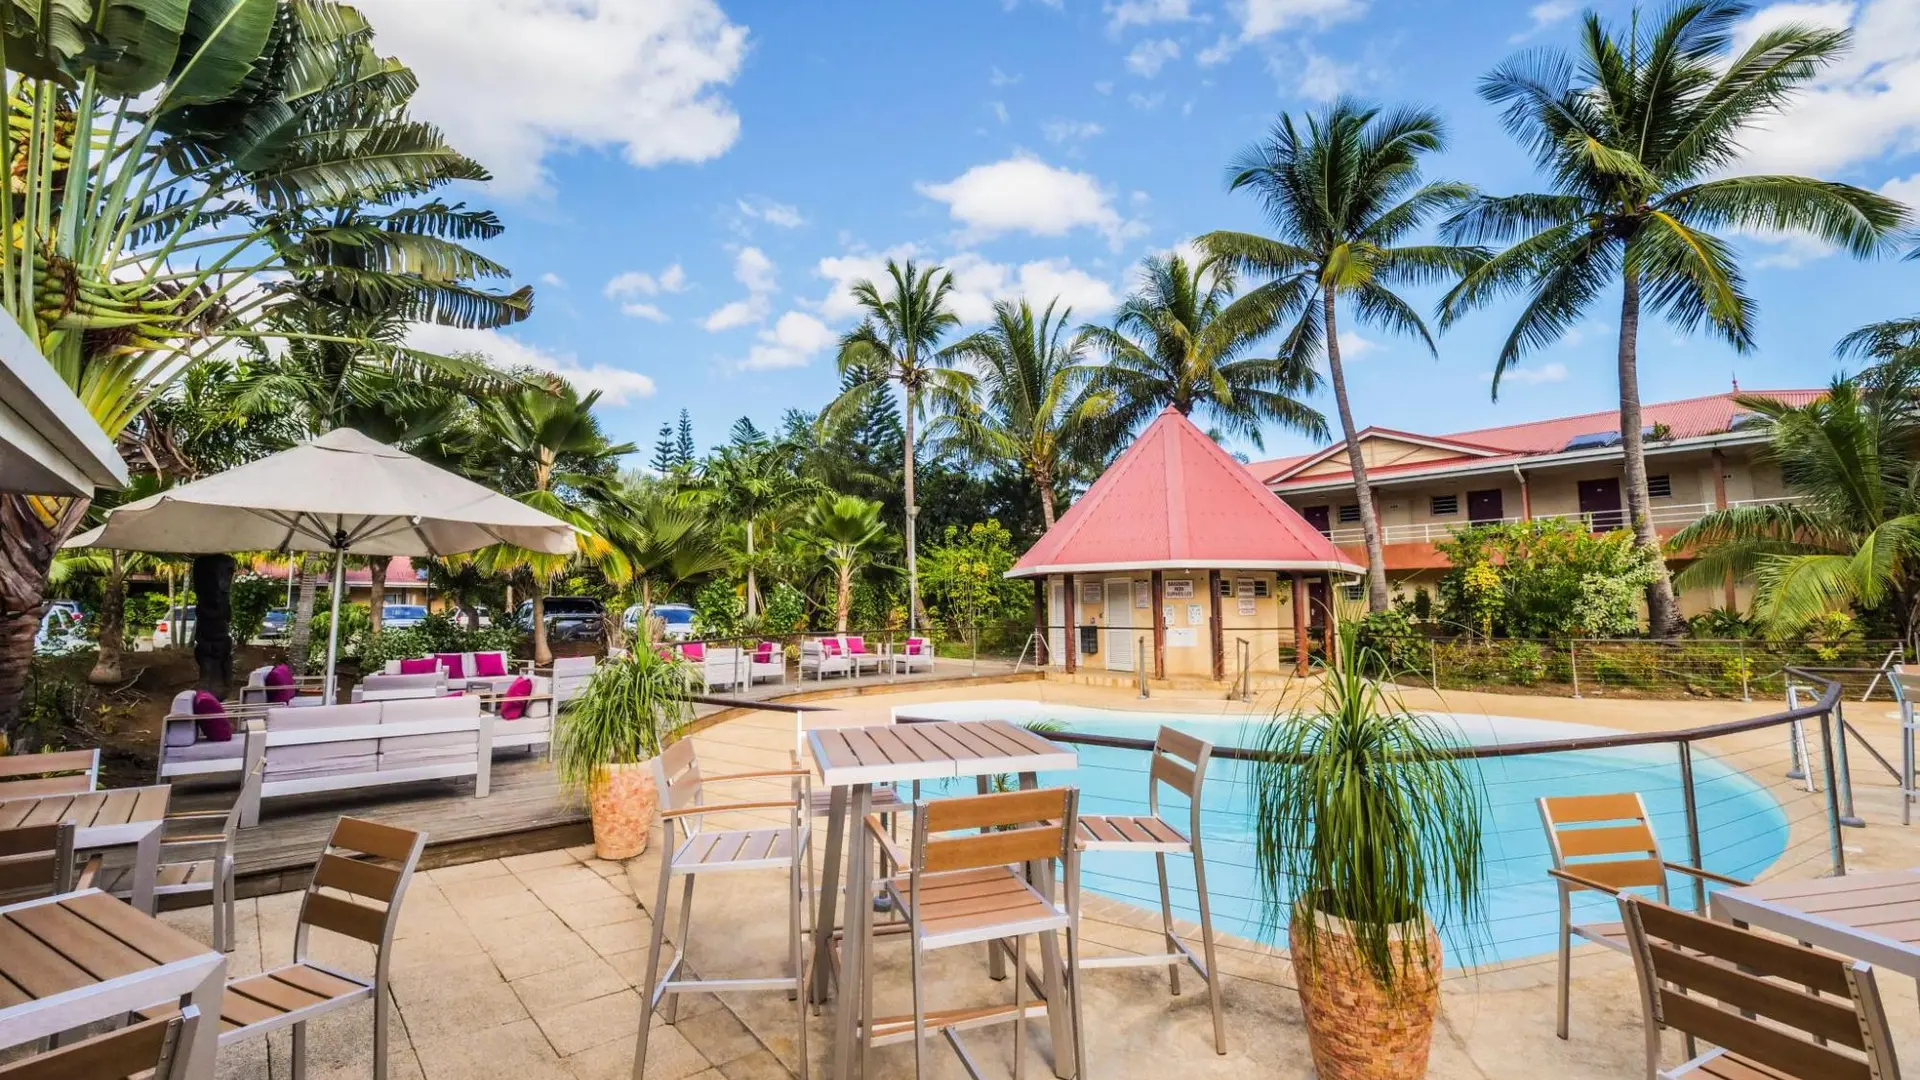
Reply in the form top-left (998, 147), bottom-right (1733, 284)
top-left (1208, 570), bottom-right (1225, 681)
top-left (1032, 578), bottom-right (1048, 666)
top-left (1293, 572), bottom-right (1310, 676)
top-left (1712, 449), bottom-right (1735, 609)
top-left (1063, 574), bottom-right (1077, 674)
top-left (1322, 576), bottom-right (1338, 666)
top-left (1150, 570), bottom-right (1166, 680)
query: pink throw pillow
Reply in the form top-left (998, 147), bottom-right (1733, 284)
top-left (192, 691), bottom-right (232, 742)
top-left (472, 652), bottom-right (507, 678)
top-left (821, 639), bottom-right (841, 656)
top-left (681, 642), bottom-right (705, 662)
top-left (435, 653), bottom-right (466, 679)
top-left (400, 657), bottom-right (439, 675)
top-left (265, 663), bottom-right (296, 704)
top-left (906, 637), bottom-right (926, 654)
top-left (500, 677), bottom-right (533, 720)
top-left (755, 643), bottom-right (775, 661)
top-left (846, 635), bottom-right (866, 654)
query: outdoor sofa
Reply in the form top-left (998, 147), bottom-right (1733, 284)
top-left (381, 649), bottom-right (533, 695)
top-left (237, 695), bottom-right (494, 827)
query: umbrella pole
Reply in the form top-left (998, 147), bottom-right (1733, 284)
top-left (323, 545), bottom-right (346, 703)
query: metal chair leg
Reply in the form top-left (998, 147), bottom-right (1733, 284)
top-left (292, 1020), bottom-right (308, 1080)
top-left (664, 874), bottom-right (696, 1024)
top-left (373, 985), bottom-right (391, 1080)
top-left (790, 844), bottom-right (810, 1079)
top-left (1154, 851), bottom-right (1180, 997)
top-left (1013, 933), bottom-right (1027, 1080)
top-left (1555, 901), bottom-right (1572, 1040)
top-left (910, 935), bottom-right (928, 1080)
top-left (1192, 845), bottom-right (1226, 1055)
top-left (634, 860), bottom-right (674, 1080)
top-left (1066, 917), bottom-right (1088, 1080)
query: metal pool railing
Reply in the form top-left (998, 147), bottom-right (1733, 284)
top-left (875, 669), bottom-right (1855, 971)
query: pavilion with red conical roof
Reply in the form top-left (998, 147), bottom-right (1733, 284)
top-left (1008, 407), bottom-right (1363, 682)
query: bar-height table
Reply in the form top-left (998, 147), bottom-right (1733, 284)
top-left (0, 888), bottom-right (226, 1078)
top-left (0, 786), bottom-right (171, 913)
top-left (807, 719), bottom-right (1078, 1080)
top-left (1711, 868), bottom-right (1920, 989)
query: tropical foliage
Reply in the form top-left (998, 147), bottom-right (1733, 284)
top-left (1437, 518), bottom-right (1663, 639)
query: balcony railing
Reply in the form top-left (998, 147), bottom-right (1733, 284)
top-left (1320, 495), bottom-right (1803, 547)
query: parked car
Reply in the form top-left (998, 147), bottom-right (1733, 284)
top-left (381, 604), bottom-right (429, 630)
top-left (516, 596), bottom-right (604, 642)
top-left (622, 603), bottom-right (695, 641)
top-left (34, 606), bottom-right (87, 656)
top-left (151, 606), bottom-right (195, 649)
top-left (258, 607), bottom-right (291, 640)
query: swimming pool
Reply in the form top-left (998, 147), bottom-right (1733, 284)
top-left (902, 699), bottom-right (1790, 966)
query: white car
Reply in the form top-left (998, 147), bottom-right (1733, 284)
top-left (34, 606), bottom-right (86, 656)
top-left (151, 606), bottom-right (195, 650)
top-left (381, 604), bottom-right (429, 630)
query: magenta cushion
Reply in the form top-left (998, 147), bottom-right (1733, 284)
top-left (755, 643), bottom-right (775, 661)
top-left (400, 657), bottom-right (439, 675)
top-left (821, 639), bottom-right (841, 655)
top-left (500, 677), bottom-right (533, 720)
top-left (192, 691), bottom-right (232, 742)
top-left (846, 635), bottom-right (866, 654)
top-left (906, 637), bottom-right (927, 654)
top-left (435, 653), bottom-right (467, 680)
top-left (680, 642), bottom-right (705, 662)
top-left (265, 663), bottom-right (296, 704)
top-left (472, 652), bottom-right (507, 678)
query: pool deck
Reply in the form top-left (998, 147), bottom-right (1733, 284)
top-left (166, 676), bottom-right (1920, 1080)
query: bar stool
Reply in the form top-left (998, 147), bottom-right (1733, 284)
top-left (1072, 726), bottom-right (1225, 1054)
top-left (635, 739), bottom-right (812, 1080)
top-left (864, 786), bottom-right (1088, 1080)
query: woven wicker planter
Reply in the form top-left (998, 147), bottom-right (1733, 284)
top-left (1290, 906), bottom-right (1442, 1080)
top-left (589, 760), bottom-right (657, 861)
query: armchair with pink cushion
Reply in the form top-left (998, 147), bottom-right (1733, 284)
top-left (799, 637), bottom-right (852, 681)
top-left (891, 634), bottom-right (935, 674)
top-left (749, 641), bottom-right (786, 684)
top-left (840, 634), bottom-right (884, 675)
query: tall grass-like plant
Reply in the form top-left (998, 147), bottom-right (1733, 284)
top-left (1249, 624), bottom-right (1486, 989)
top-left (553, 650), bottom-right (695, 799)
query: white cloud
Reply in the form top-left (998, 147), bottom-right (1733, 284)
top-left (1480, 361), bottom-right (1570, 386)
top-left (740, 311), bottom-right (839, 370)
top-left (539, 272), bottom-right (567, 289)
top-left (703, 246), bottom-right (778, 330)
top-left (1126, 38), bottom-right (1181, 76)
top-left (353, 0), bottom-right (747, 197)
top-left (1237, 0), bottom-right (1367, 38)
top-left (1731, 1), bottom-right (1920, 177)
top-left (1510, 0), bottom-right (1577, 42)
top-left (1336, 330), bottom-right (1374, 358)
top-left (1106, 0), bottom-right (1193, 34)
top-left (916, 155), bottom-right (1142, 248)
top-left (1884, 172), bottom-right (1920, 205)
top-left (810, 245), bottom-right (1118, 327)
top-left (408, 324), bottom-right (657, 405)
top-left (989, 66), bottom-right (1022, 87)
top-left (619, 302), bottom-right (669, 322)
top-left (605, 264), bottom-right (689, 299)
top-left (1042, 119), bottom-right (1105, 144)
top-left (1196, 35), bottom-right (1237, 66)
top-left (1295, 49), bottom-right (1356, 100)
top-left (1127, 91), bottom-right (1166, 111)
top-left (992, 101), bottom-right (1010, 124)
top-left (1093, 79), bottom-right (1116, 94)
top-left (736, 197), bottom-right (805, 229)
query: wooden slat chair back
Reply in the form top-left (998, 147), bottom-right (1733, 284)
top-left (1071, 725), bottom-right (1227, 1054)
top-left (0, 822), bottom-right (77, 902)
top-left (144, 816), bottom-right (426, 1080)
top-left (868, 786), bottom-right (1088, 1079)
top-left (1619, 896), bottom-right (1899, 1080)
top-left (637, 738), bottom-right (812, 1080)
top-left (0, 748), bottom-right (100, 797)
top-left (103, 761), bottom-right (259, 952)
top-left (0, 1008), bottom-right (197, 1080)
top-left (1537, 792), bottom-right (1750, 1041)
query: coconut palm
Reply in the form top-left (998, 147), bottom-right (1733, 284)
top-left (822, 260), bottom-right (974, 631)
top-left (1439, 0), bottom-right (1908, 634)
top-left (468, 385), bottom-right (635, 664)
top-left (1203, 101), bottom-right (1481, 612)
top-left (1669, 364), bottom-right (1920, 635)
top-left (1080, 253), bottom-right (1328, 453)
top-left (800, 494), bottom-right (890, 633)
top-left (697, 443), bottom-right (820, 619)
top-left (934, 299), bottom-right (1108, 529)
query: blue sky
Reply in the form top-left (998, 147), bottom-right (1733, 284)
top-left (352, 0), bottom-right (1920, 462)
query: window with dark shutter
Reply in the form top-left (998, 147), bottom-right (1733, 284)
top-left (1648, 474), bottom-right (1672, 499)
top-left (1431, 494), bottom-right (1459, 516)
top-left (1337, 504), bottom-right (1360, 523)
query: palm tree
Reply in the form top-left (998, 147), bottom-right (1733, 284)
top-left (698, 443), bottom-right (819, 619)
top-left (801, 495), bottom-right (890, 633)
top-left (1439, 1), bottom-right (1908, 634)
top-left (935, 299), bottom-right (1107, 529)
top-left (1668, 364), bottom-right (1920, 635)
top-left (1203, 100), bottom-right (1482, 612)
top-left (469, 385), bottom-right (635, 664)
top-left (823, 260), bottom-right (974, 631)
top-left (1080, 253), bottom-right (1328, 452)
top-left (607, 479), bottom-right (732, 622)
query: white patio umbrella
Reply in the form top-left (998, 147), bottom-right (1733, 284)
top-left (67, 427), bottom-right (577, 700)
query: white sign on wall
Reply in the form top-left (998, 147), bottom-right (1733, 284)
top-left (1237, 598), bottom-right (1257, 616)
top-left (1186, 603), bottom-right (1204, 625)
top-left (1164, 578), bottom-right (1194, 599)
top-left (1134, 581), bottom-right (1151, 609)
top-left (1235, 578), bottom-right (1257, 598)
top-left (1081, 581), bottom-right (1103, 606)
top-left (1167, 627), bottom-right (1198, 647)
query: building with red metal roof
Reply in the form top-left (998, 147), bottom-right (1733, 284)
top-left (1010, 407), bottom-right (1363, 683)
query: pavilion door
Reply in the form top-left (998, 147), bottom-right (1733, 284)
top-left (1048, 579), bottom-right (1066, 667)
top-left (1302, 505), bottom-right (1331, 537)
top-left (1104, 578), bottom-right (1135, 672)
top-left (1467, 488), bottom-right (1504, 524)
top-left (1578, 478), bottom-right (1624, 532)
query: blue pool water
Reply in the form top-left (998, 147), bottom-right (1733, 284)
top-left (905, 700), bottom-right (1790, 966)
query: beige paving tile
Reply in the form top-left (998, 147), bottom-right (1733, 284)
top-left (512, 957), bottom-right (633, 1014)
top-left (489, 924), bottom-right (604, 981)
top-left (716, 1049), bottom-right (794, 1080)
top-left (414, 1018), bottom-right (571, 1080)
top-left (556, 894), bottom-right (644, 932)
top-left (578, 917), bottom-right (652, 958)
top-left (504, 848), bottom-right (580, 873)
top-left (673, 1008), bottom-right (764, 1067)
top-left (427, 858), bottom-right (513, 884)
top-left (531, 988), bottom-right (643, 1056)
top-left (573, 1030), bottom-right (709, 1080)
top-left (399, 975), bottom-right (530, 1041)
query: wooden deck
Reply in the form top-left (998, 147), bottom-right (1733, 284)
top-left (161, 657), bottom-right (1030, 895)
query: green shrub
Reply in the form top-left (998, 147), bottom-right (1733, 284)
top-left (1504, 640), bottom-right (1546, 685)
top-left (1352, 610), bottom-right (1423, 677)
top-left (230, 575), bottom-right (282, 644)
top-left (692, 579), bottom-right (746, 639)
top-left (759, 582), bottom-right (806, 635)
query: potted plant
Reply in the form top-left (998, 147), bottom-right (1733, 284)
top-left (1250, 623), bottom-right (1485, 1080)
top-left (553, 648), bottom-right (696, 860)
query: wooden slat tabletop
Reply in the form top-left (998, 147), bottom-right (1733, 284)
top-left (0, 890), bottom-right (213, 1007)
top-left (0, 785), bottom-right (169, 834)
top-left (1713, 868), bottom-right (1920, 980)
top-left (808, 719), bottom-right (1076, 788)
